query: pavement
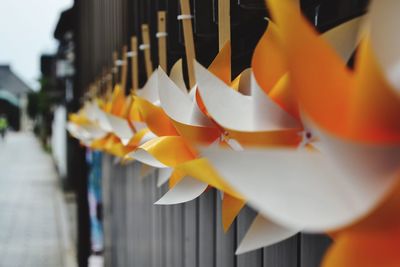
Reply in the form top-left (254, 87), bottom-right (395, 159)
top-left (0, 132), bottom-right (76, 267)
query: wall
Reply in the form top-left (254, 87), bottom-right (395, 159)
top-left (52, 105), bottom-right (67, 179)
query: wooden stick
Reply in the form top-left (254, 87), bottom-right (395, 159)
top-left (112, 51), bottom-right (119, 86)
top-left (218, 0), bottom-right (230, 50)
top-left (179, 0), bottom-right (196, 88)
top-left (158, 11), bottom-right (167, 72)
top-left (141, 24), bottom-right (153, 78)
top-left (131, 36), bottom-right (139, 93)
top-left (121, 45), bottom-right (128, 91)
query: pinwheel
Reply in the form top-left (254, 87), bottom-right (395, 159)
top-left (153, 49), bottom-right (253, 230)
top-left (127, 59), bottom-right (220, 201)
top-left (189, 4), bottom-right (368, 254)
top-left (152, 35), bottom-right (306, 243)
top-left (191, 24), bottom-right (302, 252)
top-left (124, 64), bottom-right (194, 186)
top-left (322, 0), bottom-right (400, 265)
top-left (67, 82), bottom-right (143, 159)
top-left (67, 100), bottom-right (109, 146)
top-left (85, 85), bottom-right (141, 158)
top-left (149, 66), bottom-right (218, 204)
top-left (66, 118), bottom-right (105, 147)
top-left (195, 0), bottom-right (400, 261)
top-left (200, 16), bottom-right (363, 244)
top-left (101, 93), bottom-right (136, 146)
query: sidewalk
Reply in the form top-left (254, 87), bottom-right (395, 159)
top-left (0, 132), bottom-right (76, 267)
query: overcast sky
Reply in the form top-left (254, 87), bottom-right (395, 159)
top-left (0, 0), bottom-right (73, 90)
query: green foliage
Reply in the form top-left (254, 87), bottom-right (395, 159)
top-left (27, 77), bottom-right (53, 119)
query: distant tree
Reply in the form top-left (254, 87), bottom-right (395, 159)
top-left (27, 92), bottom-right (38, 119)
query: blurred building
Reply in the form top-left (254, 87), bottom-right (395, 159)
top-left (0, 65), bottom-right (31, 131)
top-left (40, 5), bottom-right (77, 186)
top-left (53, 6), bottom-right (91, 267)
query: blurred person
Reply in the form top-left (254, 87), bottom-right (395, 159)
top-left (0, 115), bottom-right (7, 140)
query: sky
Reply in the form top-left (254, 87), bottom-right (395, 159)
top-left (0, 0), bottom-right (73, 90)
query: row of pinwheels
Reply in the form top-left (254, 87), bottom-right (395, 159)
top-left (68, 0), bottom-right (400, 265)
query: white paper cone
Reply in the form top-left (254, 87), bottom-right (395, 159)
top-left (155, 177), bottom-right (208, 205)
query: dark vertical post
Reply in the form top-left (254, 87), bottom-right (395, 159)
top-left (76, 147), bottom-right (90, 267)
top-left (72, 1), bottom-right (92, 266)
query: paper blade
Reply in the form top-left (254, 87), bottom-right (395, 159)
top-left (154, 177), bottom-right (208, 205)
top-left (137, 70), bottom-right (159, 103)
top-left (195, 61), bottom-right (300, 132)
top-left (169, 59), bottom-right (187, 92)
top-left (201, 145), bottom-right (400, 232)
top-left (105, 113), bottom-right (134, 145)
top-left (157, 168), bottom-right (172, 187)
top-left (236, 214), bottom-right (298, 255)
top-left (370, 0), bottom-right (400, 91)
top-left (158, 68), bottom-right (213, 127)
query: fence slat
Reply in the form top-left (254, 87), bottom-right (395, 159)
top-left (184, 200), bottom-right (198, 267)
top-left (172, 204), bottom-right (184, 267)
top-left (115, 165), bottom-right (127, 267)
top-left (300, 234), bottom-right (332, 267)
top-left (125, 162), bottom-right (138, 266)
top-left (198, 189), bottom-right (216, 267)
top-left (151, 171), bottom-right (163, 267)
top-left (164, 188), bottom-right (174, 267)
top-left (216, 194), bottom-right (236, 267)
top-left (101, 154), bottom-right (113, 267)
top-left (263, 234), bottom-right (299, 267)
top-left (237, 206), bottom-right (263, 267)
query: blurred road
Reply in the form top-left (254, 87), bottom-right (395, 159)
top-left (0, 132), bottom-right (74, 267)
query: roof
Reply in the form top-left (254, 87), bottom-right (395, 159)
top-left (0, 90), bottom-right (20, 107)
top-left (54, 7), bottom-right (76, 40)
top-left (0, 65), bottom-right (32, 96)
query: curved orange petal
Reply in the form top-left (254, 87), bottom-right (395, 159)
top-left (266, 0), bottom-right (353, 138)
top-left (334, 179), bottom-right (400, 234)
top-left (126, 128), bottom-right (150, 148)
top-left (208, 42), bottom-right (231, 85)
top-left (322, 229), bottom-right (400, 267)
top-left (222, 194), bottom-right (246, 232)
top-left (227, 128), bottom-right (301, 147)
top-left (171, 119), bottom-right (220, 145)
top-left (131, 96), bottom-right (178, 136)
top-left (172, 158), bottom-right (243, 200)
top-left (351, 38), bottom-right (400, 143)
top-left (90, 134), bottom-right (112, 151)
top-left (127, 96), bottom-right (142, 122)
top-left (268, 74), bottom-right (300, 119)
top-left (106, 136), bottom-right (132, 157)
top-left (325, 178), bottom-right (400, 266)
top-left (197, 43), bottom-right (232, 117)
top-left (111, 84), bottom-right (127, 116)
top-left (252, 21), bottom-right (287, 94)
top-left (139, 136), bottom-right (197, 167)
top-left (69, 113), bottom-right (90, 126)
